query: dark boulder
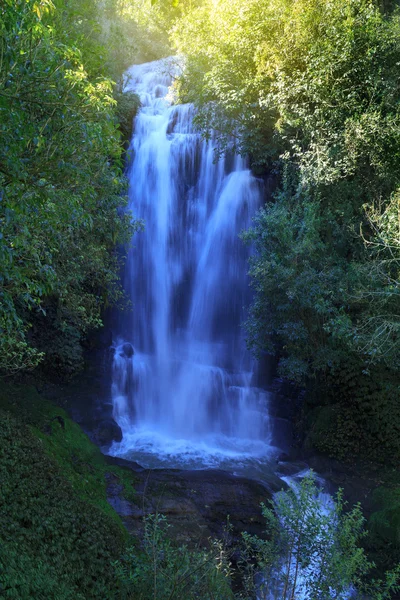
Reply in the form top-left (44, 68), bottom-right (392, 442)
top-left (92, 418), bottom-right (122, 448)
top-left (121, 343), bottom-right (134, 358)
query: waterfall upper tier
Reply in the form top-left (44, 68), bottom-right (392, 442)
top-left (110, 59), bottom-right (276, 469)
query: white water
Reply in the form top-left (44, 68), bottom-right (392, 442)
top-left (108, 59), bottom-right (356, 600)
top-left (109, 59), bottom-right (274, 468)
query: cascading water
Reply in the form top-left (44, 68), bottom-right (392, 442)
top-left (108, 59), bottom-right (355, 600)
top-left (110, 59), bottom-right (274, 468)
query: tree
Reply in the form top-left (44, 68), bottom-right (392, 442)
top-left (0, 0), bottom-right (138, 376)
top-left (173, 0), bottom-right (400, 381)
top-left (241, 473), bottom-right (399, 600)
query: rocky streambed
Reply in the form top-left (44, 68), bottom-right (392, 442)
top-left (105, 456), bottom-right (284, 545)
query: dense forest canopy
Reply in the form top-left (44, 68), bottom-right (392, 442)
top-left (173, 0), bottom-right (400, 377)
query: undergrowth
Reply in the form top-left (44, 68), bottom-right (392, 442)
top-left (0, 384), bottom-right (136, 599)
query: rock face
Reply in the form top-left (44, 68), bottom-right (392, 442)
top-left (92, 418), bottom-right (123, 448)
top-left (105, 456), bottom-right (277, 546)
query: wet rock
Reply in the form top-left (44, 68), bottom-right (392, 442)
top-left (276, 460), bottom-right (309, 478)
top-left (106, 455), bottom-right (144, 472)
top-left (87, 326), bottom-right (113, 350)
top-left (92, 418), bottom-right (122, 448)
top-left (166, 111), bottom-right (178, 135)
top-left (277, 452), bottom-right (290, 463)
top-left (121, 343), bottom-right (134, 358)
top-left (269, 417), bottom-right (294, 455)
top-left (105, 462), bottom-right (275, 546)
top-left (106, 473), bottom-right (138, 517)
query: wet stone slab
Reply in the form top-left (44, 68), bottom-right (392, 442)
top-left (105, 456), bottom-right (278, 546)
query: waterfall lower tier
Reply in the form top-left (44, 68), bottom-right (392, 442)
top-left (110, 59), bottom-right (275, 468)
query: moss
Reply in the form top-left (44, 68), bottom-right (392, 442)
top-left (0, 384), bottom-right (136, 514)
top-left (0, 384), bottom-right (137, 599)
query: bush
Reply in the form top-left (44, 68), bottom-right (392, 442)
top-left (239, 473), bottom-right (400, 600)
top-left (114, 513), bottom-right (234, 600)
top-left (114, 474), bottom-right (400, 600)
top-left (366, 486), bottom-right (400, 581)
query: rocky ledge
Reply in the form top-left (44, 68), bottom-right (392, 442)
top-left (105, 456), bottom-right (283, 546)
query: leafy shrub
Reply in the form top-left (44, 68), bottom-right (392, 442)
top-left (304, 360), bottom-right (400, 464)
top-left (114, 474), bottom-right (400, 600)
top-left (366, 486), bottom-right (400, 581)
top-left (370, 488), bottom-right (400, 548)
top-left (240, 473), bottom-right (371, 600)
top-left (114, 512), bottom-right (234, 600)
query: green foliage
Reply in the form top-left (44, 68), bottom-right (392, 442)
top-left (114, 88), bottom-right (141, 144)
top-left (114, 512), bottom-right (234, 600)
top-left (0, 0), bottom-right (139, 377)
top-left (365, 484), bottom-right (400, 596)
top-left (305, 361), bottom-right (400, 463)
top-left (0, 383), bottom-right (145, 598)
top-left (355, 192), bottom-right (400, 366)
top-left (242, 191), bottom-right (356, 381)
top-left (172, 0), bottom-right (400, 463)
top-left (240, 473), bottom-right (372, 599)
top-left (366, 486), bottom-right (400, 577)
top-left (370, 487), bottom-right (400, 548)
top-left (114, 475), bottom-right (400, 600)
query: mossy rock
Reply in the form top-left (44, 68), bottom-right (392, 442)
top-left (0, 384), bottom-right (137, 599)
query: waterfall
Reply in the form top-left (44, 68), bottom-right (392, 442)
top-left (108, 59), bottom-right (355, 600)
top-left (110, 59), bottom-right (273, 467)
